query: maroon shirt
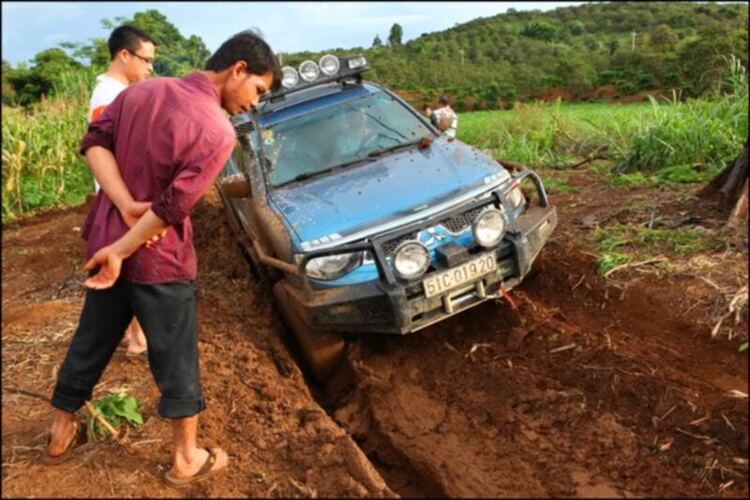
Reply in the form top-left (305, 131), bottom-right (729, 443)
top-left (80, 72), bottom-right (235, 284)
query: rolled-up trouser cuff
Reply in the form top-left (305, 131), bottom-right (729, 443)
top-left (50, 384), bottom-right (92, 413)
top-left (159, 396), bottom-right (206, 419)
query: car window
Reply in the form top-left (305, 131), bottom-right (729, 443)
top-left (262, 92), bottom-right (433, 186)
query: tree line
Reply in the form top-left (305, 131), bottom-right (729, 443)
top-left (3, 2), bottom-right (748, 110)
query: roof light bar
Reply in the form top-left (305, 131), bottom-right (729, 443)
top-left (260, 54), bottom-right (369, 103)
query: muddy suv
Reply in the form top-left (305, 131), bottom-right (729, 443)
top-left (216, 54), bottom-right (557, 381)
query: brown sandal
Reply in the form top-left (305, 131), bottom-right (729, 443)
top-left (164, 447), bottom-right (226, 486)
top-left (41, 420), bottom-right (81, 465)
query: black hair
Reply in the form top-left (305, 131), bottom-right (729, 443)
top-left (108, 25), bottom-right (156, 61)
top-left (204, 30), bottom-right (282, 92)
top-left (439, 95), bottom-right (450, 105)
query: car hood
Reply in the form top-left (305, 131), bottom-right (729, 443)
top-left (268, 138), bottom-right (509, 249)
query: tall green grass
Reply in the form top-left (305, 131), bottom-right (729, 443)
top-left (2, 69), bottom-right (96, 222)
top-left (459, 59), bottom-right (748, 174)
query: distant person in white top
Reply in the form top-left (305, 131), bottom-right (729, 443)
top-left (88, 25), bottom-right (156, 357)
top-left (425, 95), bottom-right (458, 138)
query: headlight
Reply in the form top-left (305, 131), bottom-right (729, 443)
top-left (472, 209), bottom-right (506, 248)
top-left (299, 60), bottom-right (320, 82)
top-left (319, 54), bottom-right (340, 76)
top-left (305, 251), bottom-right (362, 280)
top-left (393, 241), bottom-right (430, 280)
top-left (281, 66), bottom-right (299, 88)
top-left (507, 183), bottom-right (525, 209)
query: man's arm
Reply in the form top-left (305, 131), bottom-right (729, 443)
top-left (84, 209), bottom-right (169, 289)
top-left (85, 146), bottom-right (149, 226)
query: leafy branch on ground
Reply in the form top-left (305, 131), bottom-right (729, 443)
top-left (84, 392), bottom-right (143, 443)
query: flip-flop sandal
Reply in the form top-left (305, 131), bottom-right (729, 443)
top-left (164, 447), bottom-right (225, 487)
top-left (41, 420), bottom-right (81, 465)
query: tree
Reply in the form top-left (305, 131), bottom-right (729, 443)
top-left (521, 21), bottom-right (559, 41)
top-left (648, 24), bottom-right (678, 51)
top-left (388, 23), bottom-right (403, 46)
top-left (372, 34), bottom-right (383, 48)
top-left (2, 60), bottom-right (16, 105)
top-left (606, 39), bottom-right (620, 56)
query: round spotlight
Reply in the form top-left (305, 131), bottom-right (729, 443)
top-left (393, 241), bottom-right (430, 280)
top-left (319, 54), bottom-right (340, 76)
top-left (281, 66), bottom-right (299, 88)
top-left (472, 209), bottom-right (506, 248)
top-left (298, 60), bottom-right (320, 82)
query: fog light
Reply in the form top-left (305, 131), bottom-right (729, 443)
top-left (393, 241), bottom-right (430, 280)
top-left (472, 209), bottom-right (506, 248)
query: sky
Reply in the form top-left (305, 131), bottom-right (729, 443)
top-left (2, 1), bottom-right (586, 66)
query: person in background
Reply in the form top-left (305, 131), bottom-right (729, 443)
top-left (44, 30), bottom-right (281, 485)
top-left (425, 95), bottom-right (458, 139)
top-left (89, 25), bottom-right (156, 357)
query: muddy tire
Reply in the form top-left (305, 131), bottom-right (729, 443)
top-left (273, 282), bottom-right (346, 383)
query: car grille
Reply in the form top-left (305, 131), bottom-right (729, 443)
top-left (441, 206), bottom-right (483, 234)
top-left (380, 206), bottom-right (485, 257)
top-left (382, 231), bottom-right (419, 257)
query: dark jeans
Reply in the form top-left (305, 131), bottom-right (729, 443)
top-left (51, 279), bottom-right (206, 419)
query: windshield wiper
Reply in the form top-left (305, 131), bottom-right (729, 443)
top-left (367, 138), bottom-right (423, 159)
top-left (276, 156), bottom-right (377, 187)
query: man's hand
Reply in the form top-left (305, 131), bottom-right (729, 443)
top-left (120, 201), bottom-right (167, 248)
top-left (84, 245), bottom-right (123, 289)
top-left (425, 107), bottom-right (433, 117)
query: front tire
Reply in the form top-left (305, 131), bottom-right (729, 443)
top-left (273, 282), bottom-right (346, 383)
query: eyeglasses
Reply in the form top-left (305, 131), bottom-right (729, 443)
top-left (128, 50), bottom-right (154, 65)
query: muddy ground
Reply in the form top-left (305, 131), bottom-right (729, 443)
top-left (2, 166), bottom-right (748, 498)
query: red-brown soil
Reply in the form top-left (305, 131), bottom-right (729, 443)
top-left (2, 168), bottom-right (748, 498)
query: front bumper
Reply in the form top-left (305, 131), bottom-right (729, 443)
top-left (281, 170), bottom-right (558, 335)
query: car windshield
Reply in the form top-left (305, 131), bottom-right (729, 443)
top-left (261, 92), bottom-right (434, 186)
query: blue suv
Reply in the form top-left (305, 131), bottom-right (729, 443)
top-left (217, 55), bottom-right (557, 381)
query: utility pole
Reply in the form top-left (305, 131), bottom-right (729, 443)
top-left (279, 53), bottom-right (283, 66)
top-left (459, 48), bottom-right (465, 65)
top-left (631, 31), bottom-right (636, 52)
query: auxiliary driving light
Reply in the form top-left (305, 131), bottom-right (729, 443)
top-left (319, 54), bottom-right (340, 76)
top-left (281, 66), bottom-right (299, 88)
top-left (299, 60), bottom-right (320, 82)
top-left (472, 209), bottom-right (506, 248)
top-left (393, 241), bottom-right (431, 280)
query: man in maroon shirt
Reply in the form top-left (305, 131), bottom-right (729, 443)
top-left (44, 31), bottom-right (281, 485)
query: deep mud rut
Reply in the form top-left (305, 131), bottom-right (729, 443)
top-left (2, 168), bottom-right (748, 498)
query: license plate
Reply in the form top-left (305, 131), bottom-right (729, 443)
top-left (423, 253), bottom-right (497, 298)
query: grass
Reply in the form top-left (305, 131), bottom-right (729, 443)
top-left (458, 60), bottom-right (748, 174)
top-left (593, 223), bottom-right (714, 255)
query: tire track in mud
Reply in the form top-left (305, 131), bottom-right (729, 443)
top-left (319, 241), bottom-right (748, 498)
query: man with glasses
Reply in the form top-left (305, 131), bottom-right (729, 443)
top-left (88, 25), bottom-right (156, 357)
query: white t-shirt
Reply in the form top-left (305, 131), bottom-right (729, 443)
top-left (88, 74), bottom-right (128, 192)
top-left (433, 106), bottom-right (458, 138)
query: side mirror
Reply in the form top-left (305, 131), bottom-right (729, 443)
top-left (220, 172), bottom-right (251, 198)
